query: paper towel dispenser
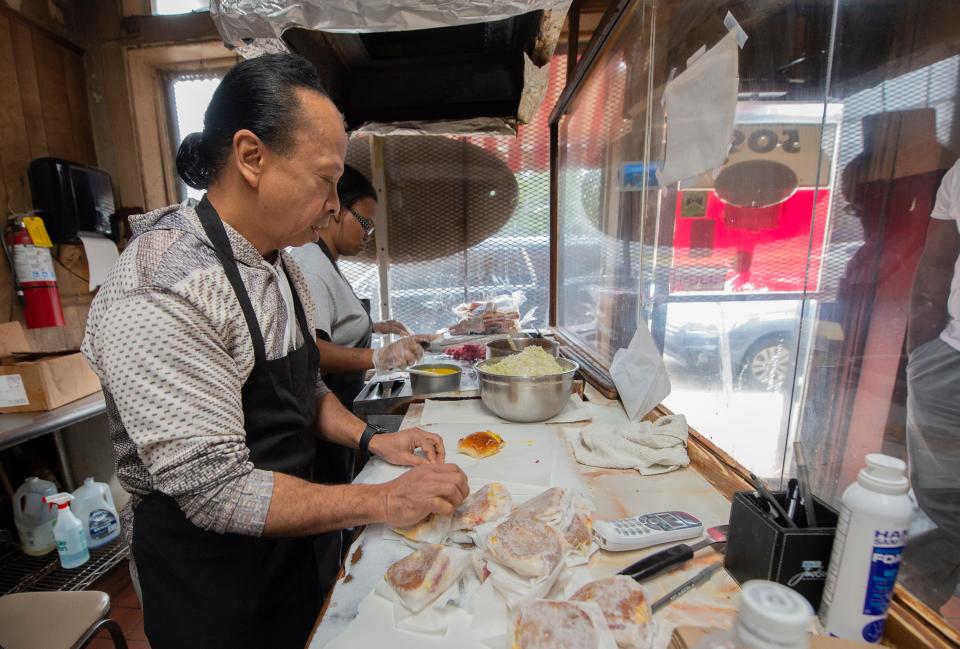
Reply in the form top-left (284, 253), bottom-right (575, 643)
top-left (28, 158), bottom-right (115, 243)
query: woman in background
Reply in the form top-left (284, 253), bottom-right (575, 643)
top-left (291, 164), bottom-right (428, 410)
top-left (290, 165), bottom-right (429, 484)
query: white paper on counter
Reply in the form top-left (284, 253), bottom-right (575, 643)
top-left (358, 424), bottom-right (560, 490)
top-left (439, 425), bottom-right (559, 487)
top-left (325, 586), bottom-right (489, 649)
top-left (420, 395), bottom-right (591, 426)
top-left (658, 29), bottom-right (740, 186)
top-left (79, 233), bottom-right (120, 291)
top-left (609, 321), bottom-right (671, 421)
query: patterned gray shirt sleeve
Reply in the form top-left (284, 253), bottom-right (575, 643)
top-left (93, 288), bottom-right (274, 536)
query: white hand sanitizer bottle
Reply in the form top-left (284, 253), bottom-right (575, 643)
top-left (43, 493), bottom-right (90, 569)
top-left (817, 454), bottom-right (913, 643)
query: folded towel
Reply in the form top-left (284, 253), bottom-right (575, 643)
top-left (571, 415), bottom-right (690, 475)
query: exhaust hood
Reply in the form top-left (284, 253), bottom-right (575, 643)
top-left (209, 1), bottom-right (571, 134)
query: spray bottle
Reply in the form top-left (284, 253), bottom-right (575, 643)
top-left (817, 454), bottom-right (913, 642)
top-left (43, 493), bottom-right (89, 569)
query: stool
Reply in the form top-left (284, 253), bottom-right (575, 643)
top-left (0, 591), bottom-right (128, 649)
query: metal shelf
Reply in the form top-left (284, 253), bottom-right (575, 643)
top-left (0, 391), bottom-right (106, 452)
top-left (0, 538), bottom-right (128, 595)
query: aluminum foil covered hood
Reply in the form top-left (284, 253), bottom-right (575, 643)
top-left (209, 0), bottom-right (569, 134)
top-left (210, 0), bottom-right (571, 40)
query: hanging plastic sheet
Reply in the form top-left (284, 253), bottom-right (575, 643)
top-left (658, 27), bottom-right (744, 186)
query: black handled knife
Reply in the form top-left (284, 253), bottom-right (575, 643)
top-left (619, 525), bottom-right (728, 582)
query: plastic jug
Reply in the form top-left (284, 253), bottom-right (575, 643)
top-left (71, 477), bottom-right (120, 549)
top-left (13, 476), bottom-right (57, 556)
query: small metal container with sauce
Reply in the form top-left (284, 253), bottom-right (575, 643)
top-left (408, 363), bottom-right (462, 395)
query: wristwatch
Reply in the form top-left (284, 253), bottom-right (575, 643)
top-left (359, 422), bottom-right (387, 455)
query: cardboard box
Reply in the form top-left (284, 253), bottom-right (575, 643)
top-left (670, 626), bottom-right (873, 648)
top-left (0, 321), bottom-right (32, 356)
top-left (0, 322), bottom-right (100, 413)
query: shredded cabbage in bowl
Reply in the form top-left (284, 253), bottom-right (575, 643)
top-left (482, 346), bottom-right (565, 377)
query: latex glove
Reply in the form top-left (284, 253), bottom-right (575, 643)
top-left (372, 335), bottom-right (428, 371)
top-left (373, 320), bottom-right (413, 336)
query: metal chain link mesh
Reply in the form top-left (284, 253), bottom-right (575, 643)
top-left (339, 56), bottom-right (565, 334)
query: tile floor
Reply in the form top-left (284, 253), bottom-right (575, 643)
top-left (87, 561), bottom-right (150, 649)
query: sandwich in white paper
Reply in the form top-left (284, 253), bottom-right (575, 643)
top-left (390, 512), bottom-right (453, 545)
top-left (511, 486), bottom-right (573, 530)
top-left (563, 511), bottom-right (598, 566)
top-left (378, 543), bottom-right (471, 634)
top-left (570, 575), bottom-right (654, 649)
top-left (486, 517), bottom-right (565, 579)
top-left (450, 482), bottom-right (512, 542)
top-left (510, 599), bottom-right (618, 649)
top-left (468, 516), bottom-right (573, 644)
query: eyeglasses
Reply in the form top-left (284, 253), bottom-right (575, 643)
top-left (346, 207), bottom-right (375, 238)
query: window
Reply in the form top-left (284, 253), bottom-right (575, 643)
top-left (166, 73), bottom-right (223, 201)
top-left (553, 0), bottom-right (960, 631)
top-left (152, 0), bottom-right (208, 15)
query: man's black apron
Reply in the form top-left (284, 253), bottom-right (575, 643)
top-left (132, 197), bottom-right (334, 649)
top-left (311, 239), bottom-right (373, 585)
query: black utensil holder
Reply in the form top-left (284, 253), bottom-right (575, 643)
top-left (724, 490), bottom-right (838, 611)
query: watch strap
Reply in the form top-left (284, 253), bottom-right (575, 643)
top-left (359, 423), bottom-right (384, 455)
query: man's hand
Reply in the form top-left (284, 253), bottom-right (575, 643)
top-left (368, 427), bottom-right (446, 465)
top-left (378, 464), bottom-right (469, 527)
top-left (373, 320), bottom-right (413, 336)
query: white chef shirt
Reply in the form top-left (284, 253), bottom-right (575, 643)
top-left (287, 242), bottom-right (371, 348)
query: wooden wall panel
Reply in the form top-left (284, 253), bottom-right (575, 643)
top-left (32, 30), bottom-right (75, 161)
top-left (63, 53), bottom-right (96, 165)
top-left (10, 21), bottom-right (49, 160)
top-left (0, 9), bottom-right (94, 219)
top-left (0, 14), bottom-right (32, 215)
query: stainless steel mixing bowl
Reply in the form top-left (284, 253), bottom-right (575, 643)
top-left (485, 337), bottom-right (560, 359)
top-left (474, 357), bottom-right (579, 422)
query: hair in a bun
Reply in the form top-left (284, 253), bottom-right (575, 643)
top-left (176, 132), bottom-right (211, 190)
top-left (174, 53), bottom-right (334, 190)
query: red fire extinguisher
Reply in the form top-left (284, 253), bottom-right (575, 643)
top-left (4, 216), bottom-right (65, 328)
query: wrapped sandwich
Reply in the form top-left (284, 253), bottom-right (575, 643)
top-left (384, 544), bottom-right (468, 613)
top-left (486, 517), bottom-right (565, 579)
top-left (390, 512), bottom-right (453, 545)
top-left (450, 483), bottom-right (512, 541)
top-left (511, 599), bottom-right (616, 649)
top-left (570, 576), bottom-right (654, 649)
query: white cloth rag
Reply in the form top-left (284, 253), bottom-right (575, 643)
top-left (571, 415), bottom-right (690, 475)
